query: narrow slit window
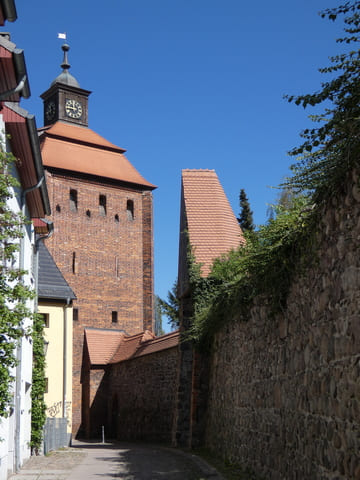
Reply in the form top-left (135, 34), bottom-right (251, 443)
top-left (115, 256), bottom-right (119, 279)
top-left (99, 195), bottom-right (106, 216)
top-left (70, 189), bottom-right (78, 212)
top-left (86, 209), bottom-right (91, 218)
top-left (72, 252), bottom-right (77, 274)
top-left (126, 200), bottom-right (134, 220)
top-left (73, 308), bottom-right (79, 321)
top-left (56, 204), bottom-right (61, 213)
top-left (112, 311), bottom-right (118, 323)
top-left (115, 214), bottom-right (119, 223)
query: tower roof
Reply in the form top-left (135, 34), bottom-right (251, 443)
top-left (179, 169), bottom-right (244, 280)
top-left (50, 42), bottom-right (80, 88)
top-left (39, 122), bottom-right (156, 189)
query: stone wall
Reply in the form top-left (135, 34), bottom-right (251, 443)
top-left (205, 171), bottom-right (360, 479)
top-left (107, 347), bottom-right (178, 443)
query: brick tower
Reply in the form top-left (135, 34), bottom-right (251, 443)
top-left (39, 43), bottom-right (156, 437)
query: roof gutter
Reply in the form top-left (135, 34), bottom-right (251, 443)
top-left (26, 113), bottom-right (51, 215)
top-left (5, 102), bottom-right (51, 215)
top-left (0, 34), bottom-right (30, 99)
top-left (0, 0), bottom-right (17, 22)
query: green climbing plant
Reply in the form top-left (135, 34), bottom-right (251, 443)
top-left (30, 313), bottom-right (46, 454)
top-left (0, 147), bottom-right (35, 417)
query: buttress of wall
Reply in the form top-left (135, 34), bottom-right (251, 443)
top-left (205, 170), bottom-right (360, 480)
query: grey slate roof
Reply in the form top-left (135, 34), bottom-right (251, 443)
top-left (38, 240), bottom-right (76, 301)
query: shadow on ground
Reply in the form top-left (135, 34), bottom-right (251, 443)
top-left (72, 441), bottom-right (211, 480)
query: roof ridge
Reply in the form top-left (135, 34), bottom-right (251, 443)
top-left (182, 168), bottom-right (215, 173)
top-left (42, 122), bottom-right (126, 154)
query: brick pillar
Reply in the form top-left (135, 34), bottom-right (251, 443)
top-left (142, 191), bottom-right (154, 332)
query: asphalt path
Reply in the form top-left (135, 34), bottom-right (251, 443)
top-left (9, 440), bottom-right (224, 480)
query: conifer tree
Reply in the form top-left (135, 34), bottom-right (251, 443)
top-left (238, 188), bottom-right (255, 232)
top-left (158, 279), bottom-right (179, 330)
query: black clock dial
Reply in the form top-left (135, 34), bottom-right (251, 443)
top-left (46, 101), bottom-right (56, 121)
top-left (65, 99), bottom-right (83, 119)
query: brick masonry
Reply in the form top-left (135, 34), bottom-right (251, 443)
top-left (44, 169), bottom-right (154, 436)
top-left (95, 348), bottom-right (179, 443)
top-left (204, 170), bottom-right (360, 479)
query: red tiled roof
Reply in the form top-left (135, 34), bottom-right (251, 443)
top-left (84, 328), bottom-right (179, 366)
top-left (110, 330), bottom-right (179, 364)
top-left (84, 329), bottom-right (126, 365)
top-left (40, 122), bottom-right (156, 190)
top-left (181, 169), bottom-right (244, 277)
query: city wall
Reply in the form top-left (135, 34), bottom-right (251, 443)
top-left (204, 170), bottom-right (360, 479)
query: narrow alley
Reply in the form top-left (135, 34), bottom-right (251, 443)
top-left (9, 441), bottom-right (224, 480)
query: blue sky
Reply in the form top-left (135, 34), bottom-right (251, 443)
top-left (8, 1), bottom-right (346, 331)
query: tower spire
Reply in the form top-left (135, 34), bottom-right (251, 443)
top-left (41, 39), bottom-right (91, 127)
top-left (60, 43), bottom-right (71, 72)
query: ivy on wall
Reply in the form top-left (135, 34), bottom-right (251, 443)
top-left (30, 313), bottom-right (46, 454)
top-left (0, 146), bottom-right (46, 452)
top-left (0, 149), bottom-right (34, 417)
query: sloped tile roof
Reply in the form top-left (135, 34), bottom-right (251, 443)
top-left (39, 122), bottom-right (156, 190)
top-left (181, 169), bottom-right (244, 277)
top-left (38, 240), bottom-right (76, 301)
top-left (109, 330), bottom-right (179, 364)
top-left (84, 328), bottom-right (180, 366)
top-left (84, 328), bottom-right (127, 366)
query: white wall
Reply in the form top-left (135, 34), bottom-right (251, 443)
top-left (0, 121), bottom-right (35, 478)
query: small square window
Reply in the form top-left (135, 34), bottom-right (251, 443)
top-left (39, 313), bottom-right (49, 328)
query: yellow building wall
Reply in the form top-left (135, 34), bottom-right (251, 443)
top-left (38, 303), bottom-right (73, 434)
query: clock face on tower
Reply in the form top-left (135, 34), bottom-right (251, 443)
top-left (65, 98), bottom-right (83, 119)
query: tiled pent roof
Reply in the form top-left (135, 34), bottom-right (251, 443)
top-left (85, 329), bottom-right (126, 365)
top-left (38, 240), bottom-right (76, 301)
top-left (39, 122), bottom-right (156, 190)
top-left (84, 329), bottom-right (179, 366)
top-left (181, 169), bottom-right (244, 277)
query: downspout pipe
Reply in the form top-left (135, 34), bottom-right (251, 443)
top-left (63, 298), bottom-right (70, 432)
top-left (0, 74), bottom-right (27, 101)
